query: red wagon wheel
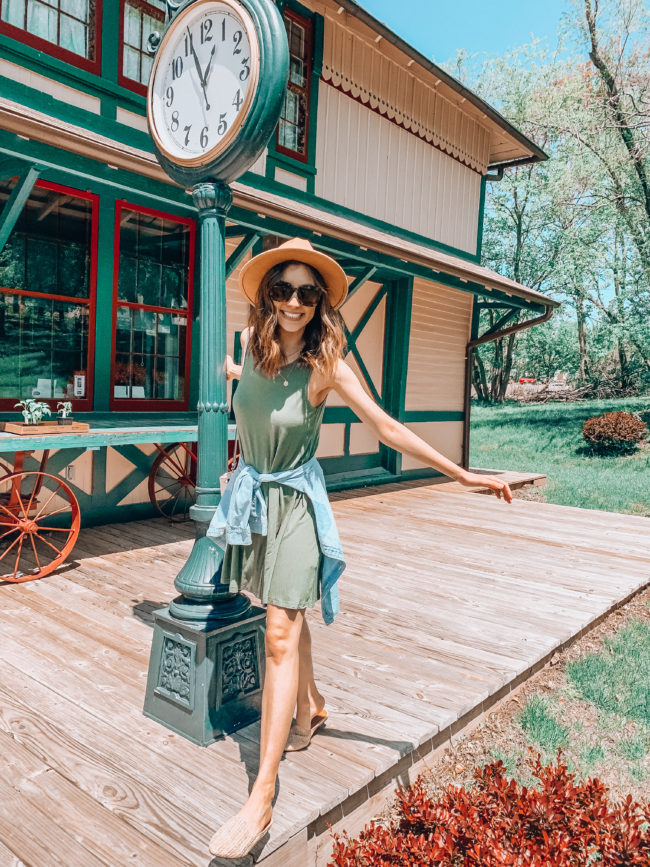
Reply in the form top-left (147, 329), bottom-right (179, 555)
top-left (148, 443), bottom-right (197, 522)
top-left (0, 472), bottom-right (80, 583)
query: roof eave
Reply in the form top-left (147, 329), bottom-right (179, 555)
top-left (337, 0), bottom-right (548, 167)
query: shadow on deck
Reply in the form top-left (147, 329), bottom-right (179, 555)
top-left (0, 470), bottom-right (648, 866)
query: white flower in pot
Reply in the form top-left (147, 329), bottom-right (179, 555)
top-left (14, 399), bottom-right (52, 425)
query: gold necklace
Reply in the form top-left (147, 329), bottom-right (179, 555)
top-left (281, 347), bottom-right (302, 386)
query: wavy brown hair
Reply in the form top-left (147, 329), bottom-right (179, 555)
top-left (247, 260), bottom-right (347, 379)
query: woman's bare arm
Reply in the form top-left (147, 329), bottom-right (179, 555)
top-left (225, 327), bottom-right (251, 381)
top-left (328, 359), bottom-right (512, 501)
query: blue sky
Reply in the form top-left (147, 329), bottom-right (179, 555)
top-left (358, 0), bottom-right (570, 65)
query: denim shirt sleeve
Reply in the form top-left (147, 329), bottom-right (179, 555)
top-left (206, 458), bottom-right (345, 625)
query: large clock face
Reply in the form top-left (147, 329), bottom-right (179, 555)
top-left (148, 0), bottom-right (260, 166)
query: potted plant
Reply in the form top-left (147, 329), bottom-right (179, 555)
top-left (14, 399), bottom-right (52, 425)
top-left (57, 401), bottom-right (74, 426)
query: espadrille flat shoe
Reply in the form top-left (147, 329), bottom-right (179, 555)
top-left (208, 814), bottom-right (272, 859)
top-left (284, 709), bottom-right (328, 752)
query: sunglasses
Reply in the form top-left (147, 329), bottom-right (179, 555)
top-left (268, 281), bottom-right (324, 307)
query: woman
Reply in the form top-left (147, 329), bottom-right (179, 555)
top-left (208, 238), bottom-right (512, 859)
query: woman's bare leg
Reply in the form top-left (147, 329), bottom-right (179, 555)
top-left (295, 617), bottom-right (326, 729)
top-left (231, 604), bottom-right (304, 835)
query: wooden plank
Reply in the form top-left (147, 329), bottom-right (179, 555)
top-left (2, 422), bottom-right (90, 435)
top-left (0, 728), bottom-right (188, 867)
top-left (0, 776), bottom-right (107, 867)
top-left (1, 477), bottom-right (649, 864)
top-left (0, 839), bottom-right (23, 867)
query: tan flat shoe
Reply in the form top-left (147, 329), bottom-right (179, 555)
top-left (208, 814), bottom-right (272, 859)
top-left (285, 709), bottom-right (328, 752)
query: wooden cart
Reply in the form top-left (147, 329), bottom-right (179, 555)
top-left (0, 420), bottom-right (234, 583)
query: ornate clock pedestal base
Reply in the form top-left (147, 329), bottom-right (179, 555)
top-left (143, 604), bottom-right (266, 746)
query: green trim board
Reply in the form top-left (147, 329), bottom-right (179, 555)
top-left (475, 174), bottom-right (487, 259)
top-left (93, 193), bottom-right (115, 412)
top-left (380, 276), bottom-right (413, 475)
top-left (0, 32), bottom-right (144, 110)
top-left (227, 204), bottom-right (548, 312)
top-left (0, 426), bottom-right (200, 453)
top-left (0, 135), bottom-right (196, 215)
top-left (0, 74), bottom-right (152, 154)
top-left (323, 407), bottom-right (463, 424)
top-left (0, 163), bottom-right (40, 253)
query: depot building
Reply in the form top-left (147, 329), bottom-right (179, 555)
top-left (0, 0), bottom-right (556, 523)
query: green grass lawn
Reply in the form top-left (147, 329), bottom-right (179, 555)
top-left (499, 619), bottom-right (650, 791)
top-left (469, 396), bottom-right (650, 515)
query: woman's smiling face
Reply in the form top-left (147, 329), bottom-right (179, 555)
top-left (272, 263), bottom-right (320, 334)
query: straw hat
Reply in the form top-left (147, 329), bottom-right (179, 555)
top-left (239, 238), bottom-right (348, 308)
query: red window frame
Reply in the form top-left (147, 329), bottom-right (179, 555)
top-left (0, 179), bottom-right (98, 413)
top-left (275, 6), bottom-right (313, 165)
top-left (0, 0), bottom-right (102, 75)
top-left (110, 201), bottom-right (196, 413)
top-left (118, 0), bottom-right (165, 97)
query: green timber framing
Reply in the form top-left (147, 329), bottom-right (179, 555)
top-left (0, 13), bottom-right (487, 268)
top-left (0, 140), bottom-right (555, 524)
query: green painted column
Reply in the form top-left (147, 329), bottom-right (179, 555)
top-left (144, 181), bottom-right (266, 745)
top-left (169, 181), bottom-right (250, 623)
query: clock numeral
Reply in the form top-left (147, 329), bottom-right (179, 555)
top-left (217, 113), bottom-right (228, 136)
top-left (165, 86), bottom-right (174, 107)
top-left (170, 110), bottom-right (179, 132)
top-left (184, 124), bottom-right (192, 145)
top-left (240, 57), bottom-right (250, 81)
top-left (221, 17), bottom-right (226, 40)
top-left (184, 32), bottom-right (192, 56)
top-left (171, 56), bottom-right (183, 80)
top-left (200, 126), bottom-right (209, 148)
top-left (201, 18), bottom-right (213, 43)
top-left (232, 88), bottom-right (243, 112)
top-left (233, 30), bottom-right (242, 54)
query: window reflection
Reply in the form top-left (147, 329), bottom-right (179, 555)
top-left (0, 180), bottom-right (94, 405)
top-left (114, 205), bottom-right (192, 404)
top-left (0, 0), bottom-right (97, 61)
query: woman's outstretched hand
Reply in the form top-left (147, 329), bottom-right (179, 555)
top-left (225, 355), bottom-right (242, 381)
top-left (457, 471), bottom-right (513, 503)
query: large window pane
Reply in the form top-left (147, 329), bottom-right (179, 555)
top-left (0, 294), bottom-right (89, 400)
top-left (114, 205), bottom-right (192, 404)
top-left (277, 10), bottom-right (312, 159)
top-left (2, 0), bottom-right (26, 28)
top-left (122, 0), bottom-right (164, 86)
top-left (0, 181), bottom-right (94, 406)
top-left (2, 0), bottom-right (96, 61)
top-left (0, 181), bottom-right (93, 299)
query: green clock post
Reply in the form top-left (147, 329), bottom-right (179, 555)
top-left (142, 0), bottom-right (288, 745)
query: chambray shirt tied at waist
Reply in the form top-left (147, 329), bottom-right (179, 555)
top-left (206, 457), bottom-right (346, 625)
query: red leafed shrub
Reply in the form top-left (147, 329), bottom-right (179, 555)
top-left (329, 754), bottom-right (650, 866)
top-left (582, 411), bottom-right (647, 455)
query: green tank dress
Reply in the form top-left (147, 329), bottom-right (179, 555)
top-left (220, 351), bottom-right (326, 609)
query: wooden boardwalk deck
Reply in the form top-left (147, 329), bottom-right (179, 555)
top-left (1, 473), bottom-right (649, 866)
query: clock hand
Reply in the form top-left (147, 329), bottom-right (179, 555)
top-left (202, 45), bottom-right (217, 89)
top-left (186, 28), bottom-right (211, 110)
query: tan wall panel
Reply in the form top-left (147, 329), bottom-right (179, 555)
top-left (401, 421), bottom-right (463, 470)
top-left (405, 279), bottom-right (473, 412)
top-left (327, 280), bottom-right (386, 406)
top-left (349, 423), bottom-right (379, 455)
top-left (316, 423), bottom-right (345, 458)
top-left (22, 449), bottom-right (94, 496)
top-left (314, 85), bottom-right (480, 253)
top-left (351, 295), bottom-right (386, 399)
top-left (58, 449), bottom-right (93, 495)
